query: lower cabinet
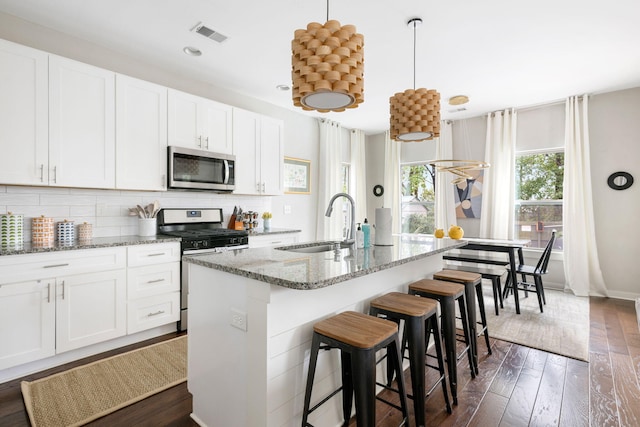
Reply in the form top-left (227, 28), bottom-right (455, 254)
top-left (249, 232), bottom-right (300, 248)
top-left (0, 242), bottom-right (180, 371)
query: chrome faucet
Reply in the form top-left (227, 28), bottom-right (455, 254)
top-left (325, 192), bottom-right (355, 245)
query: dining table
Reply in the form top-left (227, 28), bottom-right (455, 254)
top-left (455, 237), bottom-right (530, 314)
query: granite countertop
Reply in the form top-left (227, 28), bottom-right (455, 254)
top-left (183, 235), bottom-right (466, 290)
top-left (0, 235), bottom-right (181, 256)
top-left (248, 227), bottom-right (302, 236)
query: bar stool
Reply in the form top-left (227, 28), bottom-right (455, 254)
top-left (408, 279), bottom-right (475, 405)
top-left (434, 269), bottom-right (492, 373)
top-left (301, 311), bottom-right (409, 427)
top-left (369, 292), bottom-right (451, 427)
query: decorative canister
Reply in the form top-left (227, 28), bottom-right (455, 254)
top-left (32, 215), bottom-right (55, 248)
top-left (57, 219), bottom-right (75, 244)
top-left (1, 212), bottom-right (24, 250)
top-left (138, 218), bottom-right (157, 237)
top-left (78, 222), bottom-right (93, 242)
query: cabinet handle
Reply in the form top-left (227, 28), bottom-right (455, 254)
top-left (147, 278), bottom-right (165, 284)
top-left (53, 166), bottom-right (57, 183)
top-left (204, 136), bottom-right (209, 149)
top-left (262, 182), bottom-right (266, 192)
top-left (271, 241), bottom-right (282, 244)
top-left (61, 281), bottom-right (65, 300)
top-left (256, 182), bottom-right (260, 192)
top-left (40, 164), bottom-right (44, 182)
top-left (44, 263), bottom-right (69, 268)
top-left (197, 135), bottom-right (202, 148)
top-left (146, 253), bottom-right (165, 257)
top-left (47, 283), bottom-right (51, 303)
top-left (147, 310), bottom-right (165, 317)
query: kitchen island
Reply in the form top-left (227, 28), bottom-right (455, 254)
top-left (183, 235), bottom-right (465, 427)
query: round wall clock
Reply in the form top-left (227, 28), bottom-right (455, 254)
top-left (607, 171), bottom-right (634, 190)
top-left (373, 184), bottom-right (384, 197)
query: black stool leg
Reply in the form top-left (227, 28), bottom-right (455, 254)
top-left (427, 315), bottom-right (452, 414)
top-left (491, 277), bottom-right (500, 315)
top-left (457, 295), bottom-right (476, 378)
top-left (340, 352), bottom-right (353, 424)
top-left (475, 283), bottom-right (492, 357)
top-left (439, 295), bottom-right (459, 405)
top-left (302, 334), bottom-right (321, 427)
top-left (406, 315), bottom-right (426, 427)
top-left (351, 348), bottom-right (376, 427)
top-left (389, 335), bottom-right (410, 424)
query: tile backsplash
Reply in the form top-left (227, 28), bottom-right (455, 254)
top-left (0, 185), bottom-right (271, 242)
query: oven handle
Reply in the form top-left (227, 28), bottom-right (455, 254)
top-left (183, 245), bottom-right (249, 255)
top-left (223, 160), bottom-right (230, 184)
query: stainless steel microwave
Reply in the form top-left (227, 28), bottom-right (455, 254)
top-left (168, 146), bottom-right (235, 192)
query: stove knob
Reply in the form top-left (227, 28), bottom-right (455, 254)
top-left (202, 240), bottom-right (209, 247)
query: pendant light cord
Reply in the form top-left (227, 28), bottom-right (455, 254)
top-left (326, 0), bottom-right (329, 22)
top-left (412, 19), bottom-right (417, 90)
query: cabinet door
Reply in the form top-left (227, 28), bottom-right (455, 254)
top-left (232, 108), bottom-right (261, 194)
top-left (167, 89), bottom-right (200, 150)
top-left (200, 99), bottom-right (233, 154)
top-left (0, 279), bottom-right (55, 370)
top-left (260, 116), bottom-right (284, 195)
top-left (115, 74), bottom-right (168, 191)
top-left (49, 55), bottom-right (115, 188)
top-left (0, 39), bottom-right (49, 185)
top-left (55, 270), bottom-right (126, 353)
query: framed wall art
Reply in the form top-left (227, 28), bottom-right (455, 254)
top-left (284, 157), bottom-right (311, 194)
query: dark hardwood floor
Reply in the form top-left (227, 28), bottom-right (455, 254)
top-left (1, 298), bottom-right (638, 426)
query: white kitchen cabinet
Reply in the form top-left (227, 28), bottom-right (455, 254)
top-left (248, 232), bottom-right (300, 248)
top-left (49, 55), bottom-right (116, 189)
top-left (126, 242), bottom-right (180, 334)
top-left (0, 39), bottom-right (49, 186)
top-left (55, 270), bottom-right (127, 353)
top-left (0, 279), bottom-right (55, 370)
top-left (168, 89), bottom-right (233, 154)
top-left (115, 74), bottom-right (168, 191)
top-left (233, 108), bottom-right (284, 195)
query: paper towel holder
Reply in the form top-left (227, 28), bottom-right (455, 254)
top-left (373, 184), bottom-right (384, 197)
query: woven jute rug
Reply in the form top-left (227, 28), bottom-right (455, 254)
top-left (21, 335), bottom-right (187, 427)
top-left (482, 282), bottom-right (590, 361)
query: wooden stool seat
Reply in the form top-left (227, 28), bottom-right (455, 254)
top-left (314, 311), bottom-right (397, 349)
top-left (370, 291), bottom-right (438, 317)
top-left (409, 278), bottom-right (465, 298)
top-left (434, 269), bottom-right (482, 283)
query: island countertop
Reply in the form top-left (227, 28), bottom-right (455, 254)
top-left (182, 234), bottom-right (466, 290)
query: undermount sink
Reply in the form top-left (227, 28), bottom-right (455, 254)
top-left (276, 242), bottom-right (347, 254)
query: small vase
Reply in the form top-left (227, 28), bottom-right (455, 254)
top-left (263, 219), bottom-right (271, 231)
top-left (138, 218), bottom-right (157, 236)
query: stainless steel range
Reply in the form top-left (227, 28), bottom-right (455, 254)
top-left (157, 208), bottom-right (249, 331)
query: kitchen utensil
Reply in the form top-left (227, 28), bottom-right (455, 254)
top-left (227, 206), bottom-right (237, 229)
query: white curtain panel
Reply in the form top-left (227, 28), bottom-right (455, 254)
top-left (315, 119), bottom-right (344, 240)
top-left (383, 131), bottom-right (401, 235)
top-left (435, 120), bottom-right (457, 231)
top-left (563, 95), bottom-right (608, 297)
top-left (480, 109), bottom-right (517, 239)
top-left (350, 129), bottom-right (367, 223)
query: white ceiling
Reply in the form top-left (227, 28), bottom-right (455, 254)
top-left (1, 0), bottom-right (639, 134)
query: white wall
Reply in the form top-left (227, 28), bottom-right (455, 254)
top-left (0, 12), bottom-right (320, 242)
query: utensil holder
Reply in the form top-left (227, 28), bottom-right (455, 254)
top-left (138, 218), bottom-right (157, 236)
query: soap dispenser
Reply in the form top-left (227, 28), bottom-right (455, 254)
top-left (362, 218), bottom-right (371, 248)
top-left (355, 223), bottom-right (364, 248)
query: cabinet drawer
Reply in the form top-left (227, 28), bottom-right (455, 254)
top-left (0, 247), bottom-right (126, 284)
top-left (249, 233), bottom-right (299, 248)
top-left (128, 262), bottom-right (180, 299)
top-left (127, 242), bottom-right (180, 267)
top-left (127, 291), bottom-right (180, 334)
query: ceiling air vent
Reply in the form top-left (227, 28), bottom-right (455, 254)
top-left (448, 107), bottom-right (467, 113)
top-left (191, 22), bottom-right (228, 43)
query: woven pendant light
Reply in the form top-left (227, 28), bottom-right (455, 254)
top-left (291, 1), bottom-right (364, 112)
top-left (390, 18), bottom-right (440, 142)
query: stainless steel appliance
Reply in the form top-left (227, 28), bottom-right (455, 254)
top-left (168, 146), bottom-right (236, 192)
top-left (157, 208), bottom-right (249, 331)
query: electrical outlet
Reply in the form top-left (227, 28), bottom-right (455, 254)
top-left (230, 308), bottom-right (247, 331)
top-left (284, 205), bottom-right (292, 214)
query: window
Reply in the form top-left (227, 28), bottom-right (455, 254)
top-left (401, 163), bottom-right (436, 234)
top-left (514, 151), bottom-right (564, 250)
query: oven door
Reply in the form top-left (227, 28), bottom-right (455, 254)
top-left (168, 146), bottom-right (235, 191)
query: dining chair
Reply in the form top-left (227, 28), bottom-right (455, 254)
top-left (503, 231), bottom-right (556, 313)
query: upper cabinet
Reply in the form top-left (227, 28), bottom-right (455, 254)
top-left (233, 108), bottom-right (284, 195)
top-left (116, 75), bottom-right (168, 191)
top-left (168, 89), bottom-right (233, 155)
top-left (0, 39), bottom-right (49, 186)
top-left (49, 55), bottom-right (116, 188)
